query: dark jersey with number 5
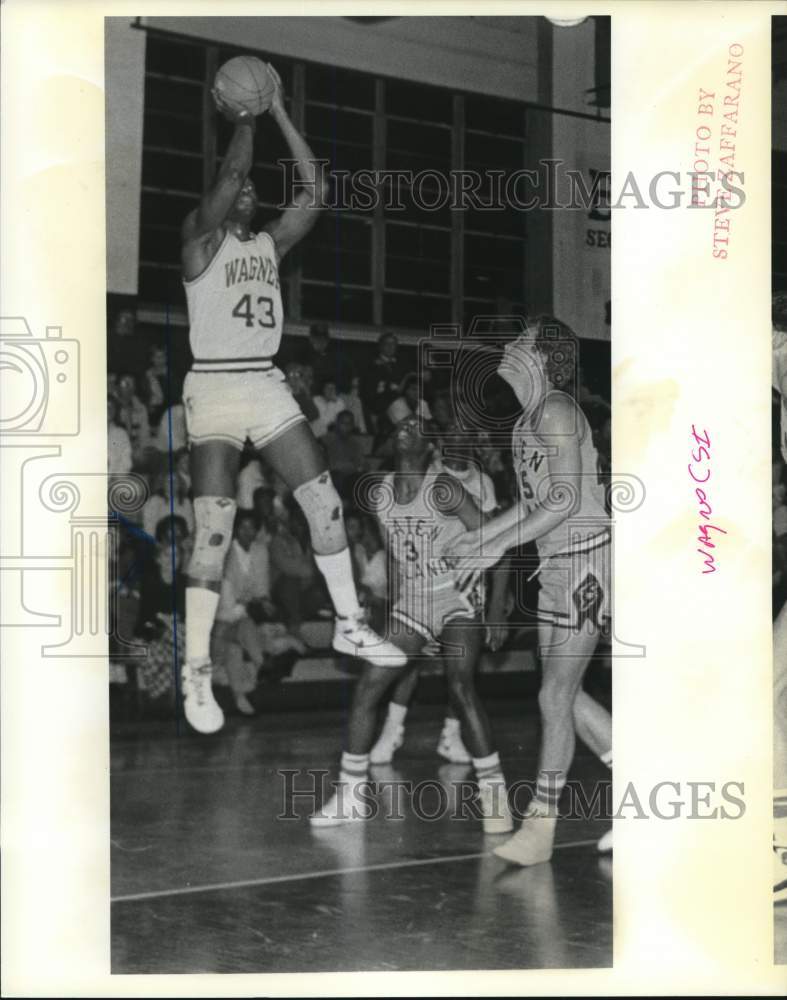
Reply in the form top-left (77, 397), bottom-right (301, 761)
top-left (512, 390), bottom-right (608, 558)
top-left (184, 230), bottom-right (283, 362)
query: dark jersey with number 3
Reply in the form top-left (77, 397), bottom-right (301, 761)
top-left (184, 229), bottom-right (283, 361)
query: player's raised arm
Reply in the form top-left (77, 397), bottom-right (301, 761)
top-left (433, 473), bottom-right (484, 532)
top-left (264, 65), bottom-right (327, 259)
top-left (451, 394), bottom-right (582, 564)
top-left (182, 94), bottom-right (256, 245)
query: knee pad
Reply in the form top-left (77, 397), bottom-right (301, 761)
top-left (293, 471), bottom-right (346, 555)
top-left (187, 496), bottom-right (236, 582)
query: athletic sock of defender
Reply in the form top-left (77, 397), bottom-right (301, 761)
top-left (442, 716), bottom-right (461, 736)
top-left (340, 751), bottom-right (370, 786)
top-left (314, 548), bottom-right (362, 619)
top-left (473, 751), bottom-right (505, 787)
top-left (388, 702), bottom-right (408, 726)
top-left (185, 587), bottom-right (220, 664)
top-left (531, 769), bottom-right (567, 817)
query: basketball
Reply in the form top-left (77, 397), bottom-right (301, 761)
top-left (214, 56), bottom-right (276, 116)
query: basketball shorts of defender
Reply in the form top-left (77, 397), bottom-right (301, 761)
top-left (390, 573), bottom-right (484, 658)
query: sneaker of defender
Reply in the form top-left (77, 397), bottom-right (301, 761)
top-left (182, 658), bottom-right (225, 734)
top-left (310, 781), bottom-right (374, 827)
top-left (478, 782), bottom-right (514, 835)
top-left (332, 615), bottom-right (406, 667)
top-left (370, 719), bottom-right (405, 764)
top-left (597, 828), bottom-right (613, 853)
top-left (775, 840), bottom-right (787, 904)
top-left (493, 807), bottom-right (557, 866)
top-left (436, 727), bottom-right (471, 764)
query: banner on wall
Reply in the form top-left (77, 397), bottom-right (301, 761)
top-left (552, 155), bottom-right (612, 342)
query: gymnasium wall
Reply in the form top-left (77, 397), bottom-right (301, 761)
top-left (552, 21), bottom-right (611, 342)
top-left (105, 16), bottom-right (611, 342)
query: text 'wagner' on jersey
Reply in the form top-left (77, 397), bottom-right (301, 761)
top-left (185, 230), bottom-right (284, 363)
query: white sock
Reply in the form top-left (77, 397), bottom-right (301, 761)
top-left (600, 750), bottom-right (612, 768)
top-left (185, 586), bottom-right (220, 664)
top-left (340, 751), bottom-right (370, 786)
top-left (388, 702), bottom-right (408, 726)
top-left (314, 548), bottom-right (362, 619)
top-left (473, 751), bottom-right (504, 785)
top-left (442, 716), bottom-right (461, 735)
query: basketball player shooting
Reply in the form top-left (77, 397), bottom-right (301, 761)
top-left (180, 63), bottom-right (405, 734)
top-left (448, 317), bottom-right (613, 865)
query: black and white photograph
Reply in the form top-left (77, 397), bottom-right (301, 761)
top-left (7, 1), bottom-right (787, 994)
top-left (104, 14), bottom-right (614, 974)
top-left (773, 12), bottom-right (787, 964)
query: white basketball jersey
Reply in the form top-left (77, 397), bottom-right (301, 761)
top-left (377, 472), bottom-right (468, 592)
top-left (512, 391), bottom-right (608, 557)
top-left (184, 230), bottom-right (283, 369)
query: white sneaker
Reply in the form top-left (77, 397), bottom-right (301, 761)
top-left (332, 616), bottom-right (407, 667)
top-left (493, 806), bottom-right (557, 866)
top-left (310, 781), bottom-right (374, 827)
top-left (597, 828), bottom-right (613, 853)
top-left (437, 726), bottom-right (471, 764)
top-left (370, 719), bottom-right (405, 764)
top-left (182, 659), bottom-right (225, 734)
top-left (479, 782), bottom-right (514, 835)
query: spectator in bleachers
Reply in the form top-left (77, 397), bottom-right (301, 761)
top-left (301, 364), bottom-right (315, 398)
top-left (156, 513), bottom-right (192, 564)
top-left (300, 323), bottom-right (338, 390)
top-left (115, 372), bottom-right (151, 467)
top-left (144, 345), bottom-right (169, 425)
top-left (321, 410), bottom-right (366, 497)
top-left (362, 332), bottom-right (410, 436)
top-left (107, 308), bottom-right (148, 379)
top-left (142, 467), bottom-right (195, 541)
top-left (269, 500), bottom-right (331, 638)
top-left (134, 516), bottom-right (186, 708)
top-left (386, 373), bottom-right (432, 426)
top-left (251, 486), bottom-right (280, 545)
top-left (431, 390), bottom-right (454, 434)
top-left (339, 375), bottom-right (367, 434)
top-left (237, 455), bottom-right (266, 512)
top-left (152, 401), bottom-right (187, 455)
top-left (210, 512), bottom-right (274, 715)
top-left (311, 379), bottom-right (345, 438)
top-left (284, 361), bottom-right (319, 422)
top-left (108, 394), bottom-right (133, 477)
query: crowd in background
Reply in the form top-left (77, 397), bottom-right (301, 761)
top-left (107, 310), bottom-right (612, 719)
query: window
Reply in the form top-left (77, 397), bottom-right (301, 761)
top-left (137, 32), bottom-right (533, 335)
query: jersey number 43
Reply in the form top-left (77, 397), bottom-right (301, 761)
top-left (232, 294), bottom-right (276, 329)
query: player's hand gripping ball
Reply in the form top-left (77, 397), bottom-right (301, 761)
top-left (213, 56), bottom-right (278, 118)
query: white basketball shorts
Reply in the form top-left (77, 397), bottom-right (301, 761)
top-left (183, 367), bottom-right (306, 451)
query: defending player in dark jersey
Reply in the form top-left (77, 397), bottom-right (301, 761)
top-left (449, 317), bottom-right (612, 865)
top-left (310, 416), bottom-right (512, 833)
